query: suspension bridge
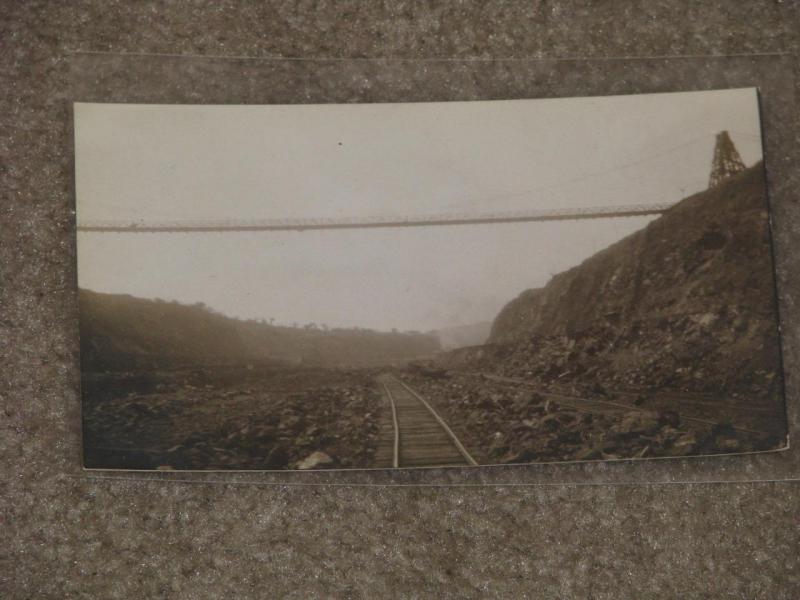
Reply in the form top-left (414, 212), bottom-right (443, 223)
top-left (76, 202), bottom-right (677, 233)
top-left (76, 130), bottom-right (755, 234)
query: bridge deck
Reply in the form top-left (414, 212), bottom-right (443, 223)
top-left (76, 203), bottom-right (672, 233)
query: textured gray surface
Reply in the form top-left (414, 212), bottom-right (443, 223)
top-left (2, 2), bottom-right (800, 598)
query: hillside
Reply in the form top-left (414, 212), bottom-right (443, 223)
top-left (79, 290), bottom-right (440, 371)
top-left (462, 163), bottom-right (784, 403)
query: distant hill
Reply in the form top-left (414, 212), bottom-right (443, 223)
top-left (79, 290), bottom-right (440, 371)
top-left (434, 321), bottom-right (492, 350)
top-left (448, 163), bottom-right (784, 403)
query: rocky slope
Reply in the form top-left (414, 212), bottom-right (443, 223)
top-left (474, 163), bottom-right (783, 406)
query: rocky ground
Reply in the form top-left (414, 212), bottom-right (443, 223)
top-left (82, 367), bottom-right (382, 470)
top-left (400, 370), bottom-right (776, 465)
top-left (483, 323), bottom-right (782, 406)
top-left (83, 362), bottom-right (783, 472)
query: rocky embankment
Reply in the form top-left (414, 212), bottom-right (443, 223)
top-left (445, 164), bottom-right (783, 412)
top-left (83, 368), bottom-right (381, 470)
top-left (403, 372), bottom-right (765, 464)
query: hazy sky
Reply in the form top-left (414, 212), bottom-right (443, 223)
top-left (75, 88), bottom-right (762, 331)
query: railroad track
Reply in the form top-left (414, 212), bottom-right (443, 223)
top-left (374, 374), bottom-right (478, 468)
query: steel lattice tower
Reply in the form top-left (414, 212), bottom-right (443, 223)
top-left (709, 130), bottom-right (746, 188)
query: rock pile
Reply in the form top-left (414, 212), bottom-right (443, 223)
top-left (82, 368), bottom-right (381, 470)
top-left (402, 373), bottom-right (760, 464)
top-left (482, 319), bottom-right (780, 404)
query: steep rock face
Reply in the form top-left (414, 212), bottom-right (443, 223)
top-left (483, 163), bottom-right (783, 401)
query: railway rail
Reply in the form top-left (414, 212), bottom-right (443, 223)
top-left (374, 374), bottom-right (478, 468)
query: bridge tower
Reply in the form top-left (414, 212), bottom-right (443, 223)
top-left (709, 130), bottom-right (746, 188)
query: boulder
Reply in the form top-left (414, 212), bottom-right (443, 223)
top-left (574, 447), bottom-right (601, 461)
top-left (489, 445), bottom-right (510, 459)
top-left (264, 446), bottom-right (289, 469)
top-left (555, 430), bottom-right (582, 445)
top-left (539, 413), bottom-right (562, 431)
top-left (616, 411), bottom-right (661, 437)
top-left (671, 432), bottom-right (699, 456)
top-left (278, 415), bottom-right (303, 432)
top-left (295, 451), bottom-right (334, 470)
top-left (715, 437), bottom-right (742, 453)
top-left (529, 392), bottom-right (545, 404)
top-left (658, 410), bottom-right (681, 428)
top-left (711, 422), bottom-right (737, 438)
top-left (501, 449), bottom-right (537, 464)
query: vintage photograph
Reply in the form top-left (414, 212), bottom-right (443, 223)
top-left (75, 89), bottom-right (787, 471)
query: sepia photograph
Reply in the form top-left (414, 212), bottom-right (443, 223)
top-left (75, 88), bottom-right (787, 471)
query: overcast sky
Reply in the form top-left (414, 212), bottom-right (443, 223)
top-left (75, 88), bottom-right (762, 331)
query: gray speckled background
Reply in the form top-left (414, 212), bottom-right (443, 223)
top-left (2, 2), bottom-right (800, 598)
